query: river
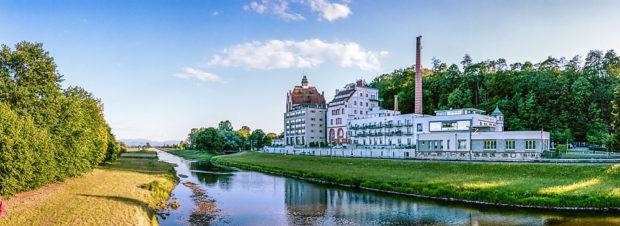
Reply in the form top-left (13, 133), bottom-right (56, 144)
top-left (155, 150), bottom-right (619, 225)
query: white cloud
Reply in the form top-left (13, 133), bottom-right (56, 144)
top-left (243, 0), bottom-right (351, 21)
top-left (173, 67), bottom-right (222, 82)
top-left (212, 11), bottom-right (219, 16)
top-left (308, 0), bottom-right (351, 21)
top-left (206, 39), bottom-right (385, 71)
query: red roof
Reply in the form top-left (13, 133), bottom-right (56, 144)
top-left (290, 86), bottom-right (326, 105)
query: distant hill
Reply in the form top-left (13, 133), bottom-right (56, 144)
top-left (119, 138), bottom-right (180, 147)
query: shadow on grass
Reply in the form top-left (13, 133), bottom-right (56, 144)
top-left (99, 159), bottom-right (175, 176)
top-left (79, 194), bottom-right (149, 208)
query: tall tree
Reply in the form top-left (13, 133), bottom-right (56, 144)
top-left (218, 120), bottom-right (233, 131)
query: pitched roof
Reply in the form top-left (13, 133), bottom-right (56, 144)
top-left (329, 89), bottom-right (355, 104)
top-left (290, 86), bottom-right (326, 105)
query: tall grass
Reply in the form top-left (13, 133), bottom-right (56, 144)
top-left (212, 152), bottom-right (620, 208)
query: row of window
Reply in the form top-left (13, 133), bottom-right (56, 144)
top-left (352, 138), bottom-right (413, 145)
top-left (422, 139), bottom-right (537, 151)
top-left (330, 118), bottom-right (343, 125)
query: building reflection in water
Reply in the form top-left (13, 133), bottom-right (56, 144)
top-left (283, 178), bottom-right (548, 225)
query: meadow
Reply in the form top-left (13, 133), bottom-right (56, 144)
top-left (212, 152), bottom-right (620, 209)
top-left (0, 149), bottom-right (177, 225)
top-left (166, 149), bottom-right (217, 161)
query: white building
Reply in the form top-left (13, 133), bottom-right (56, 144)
top-left (327, 80), bottom-right (379, 144)
top-left (284, 76), bottom-right (327, 146)
top-left (348, 107), bottom-right (417, 147)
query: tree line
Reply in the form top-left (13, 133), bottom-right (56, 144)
top-left (370, 50), bottom-right (620, 150)
top-left (180, 120), bottom-right (279, 153)
top-left (0, 42), bottom-right (122, 197)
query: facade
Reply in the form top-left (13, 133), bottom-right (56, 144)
top-left (327, 80), bottom-right (379, 144)
top-left (348, 107), bottom-right (417, 147)
top-left (417, 131), bottom-right (550, 159)
top-left (284, 76), bottom-right (327, 146)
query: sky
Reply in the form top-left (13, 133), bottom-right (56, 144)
top-left (1, 0), bottom-right (620, 142)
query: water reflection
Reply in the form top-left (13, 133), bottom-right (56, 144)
top-left (155, 150), bottom-right (619, 226)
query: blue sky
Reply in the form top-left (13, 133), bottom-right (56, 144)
top-left (1, 0), bottom-right (619, 142)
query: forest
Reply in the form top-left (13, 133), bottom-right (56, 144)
top-left (370, 50), bottom-right (620, 148)
top-left (0, 42), bottom-right (122, 196)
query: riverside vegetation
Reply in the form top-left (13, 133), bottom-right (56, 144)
top-left (0, 42), bottom-right (122, 197)
top-left (212, 152), bottom-right (620, 209)
top-left (0, 149), bottom-right (178, 225)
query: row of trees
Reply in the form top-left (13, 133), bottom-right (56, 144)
top-left (182, 120), bottom-right (279, 153)
top-left (0, 42), bottom-right (121, 196)
top-left (370, 50), bottom-right (620, 150)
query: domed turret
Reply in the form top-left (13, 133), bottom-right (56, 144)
top-left (301, 75), bottom-right (308, 87)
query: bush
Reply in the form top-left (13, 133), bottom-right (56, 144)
top-left (0, 42), bottom-right (117, 197)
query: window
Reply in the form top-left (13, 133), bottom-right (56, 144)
top-left (366, 102), bottom-right (368, 107)
top-left (354, 101), bottom-right (357, 105)
top-left (330, 119), bottom-right (333, 125)
top-left (354, 110), bottom-right (357, 114)
top-left (526, 140), bottom-right (536, 150)
top-left (484, 140), bottom-right (497, 150)
top-left (311, 118), bottom-right (316, 121)
top-left (430, 120), bottom-right (471, 132)
top-left (458, 140), bottom-right (467, 150)
top-left (447, 140), bottom-right (450, 150)
top-left (506, 140), bottom-right (515, 150)
top-left (336, 118), bottom-right (342, 124)
top-left (417, 123), bottom-right (422, 132)
top-left (341, 109), bottom-right (345, 114)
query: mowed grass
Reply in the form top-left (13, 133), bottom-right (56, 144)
top-left (0, 157), bottom-right (178, 225)
top-left (213, 152), bottom-right (620, 208)
top-left (121, 149), bottom-right (159, 159)
top-left (167, 149), bottom-right (216, 161)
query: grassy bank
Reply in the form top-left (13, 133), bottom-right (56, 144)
top-left (0, 150), bottom-right (178, 225)
top-left (212, 152), bottom-right (620, 209)
top-left (166, 149), bottom-right (216, 161)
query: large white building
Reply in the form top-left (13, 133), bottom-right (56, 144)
top-left (327, 80), bottom-right (379, 144)
top-left (348, 107), bottom-right (417, 147)
top-left (284, 76), bottom-right (327, 146)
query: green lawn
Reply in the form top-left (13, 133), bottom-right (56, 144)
top-left (0, 156), bottom-right (178, 226)
top-left (212, 152), bottom-right (620, 208)
top-left (166, 149), bottom-right (217, 161)
top-left (121, 149), bottom-right (159, 159)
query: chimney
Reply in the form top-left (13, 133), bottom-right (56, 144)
top-left (394, 95), bottom-right (399, 111)
top-left (414, 35), bottom-right (423, 115)
top-left (356, 80), bottom-right (365, 87)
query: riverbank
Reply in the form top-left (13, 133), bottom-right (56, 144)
top-left (0, 150), bottom-right (178, 225)
top-left (212, 152), bottom-right (620, 210)
top-left (165, 149), bottom-right (217, 161)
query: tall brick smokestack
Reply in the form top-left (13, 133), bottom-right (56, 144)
top-left (394, 95), bottom-right (399, 111)
top-left (414, 35), bottom-right (423, 115)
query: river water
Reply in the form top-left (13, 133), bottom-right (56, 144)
top-left (155, 150), bottom-right (619, 225)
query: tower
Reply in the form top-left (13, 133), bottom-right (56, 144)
top-left (414, 35), bottom-right (423, 115)
top-left (301, 75), bottom-right (308, 87)
top-left (492, 105), bottom-right (504, 132)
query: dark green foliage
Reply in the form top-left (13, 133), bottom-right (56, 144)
top-left (370, 51), bottom-right (620, 144)
top-left (611, 85), bottom-right (620, 152)
top-left (0, 42), bottom-right (117, 197)
top-left (193, 128), bottom-right (224, 153)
